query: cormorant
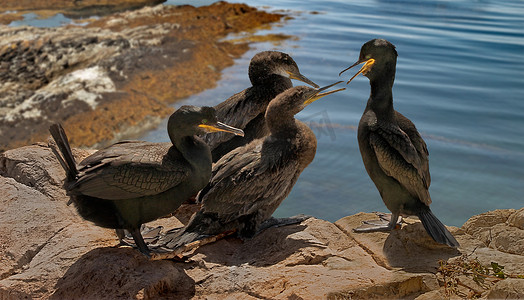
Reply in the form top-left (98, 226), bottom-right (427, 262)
top-left (158, 82), bottom-right (345, 250)
top-left (49, 106), bottom-right (244, 255)
top-left (340, 39), bottom-right (459, 247)
top-left (205, 51), bottom-right (319, 162)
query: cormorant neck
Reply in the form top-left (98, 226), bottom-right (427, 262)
top-left (265, 106), bottom-right (298, 139)
top-left (170, 133), bottom-right (203, 159)
top-left (367, 71), bottom-right (396, 119)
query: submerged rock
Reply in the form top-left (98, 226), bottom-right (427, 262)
top-left (1, 145), bottom-right (523, 299)
top-left (0, 2), bottom-right (285, 151)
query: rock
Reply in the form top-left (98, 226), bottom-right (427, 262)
top-left (0, 2), bottom-right (286, 151)
top-left (508, 207), bottom-right (524, 230)
top-left (463, 209), bottom-right (524, 256)
top-left (0, 0), bottom-right (164, 13)
top-left (486, 278), bottom-right (524, 299)
top-left (1, 144), bottom-right (523, 299)
top-left (0, 1), bottom-right (165, 25)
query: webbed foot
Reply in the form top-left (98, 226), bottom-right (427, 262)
top-left (353, 212), bottom-right (402, 232)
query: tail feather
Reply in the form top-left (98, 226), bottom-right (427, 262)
top-left (418, 208), bottom-right (459, 248)
top-left (161, 211), bottom-right (213, 249)
top-left (161, 210), bottom-right (232, 249)
top-left (49, 123), bottom-right (78, 180)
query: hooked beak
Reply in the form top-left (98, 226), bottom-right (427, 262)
top-left (339, 58), bottom-right (375, 84)
top-left (198, 122), bottom-right (245, 137)
top-left (303, 81), bottom-right (346, 105)
top-left (286, 70), bottom-right (319, 88)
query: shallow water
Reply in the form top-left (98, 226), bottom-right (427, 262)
top-left (11, 0), bottom-right (524, 226)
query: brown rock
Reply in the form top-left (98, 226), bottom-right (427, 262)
top-left (462, 208), bottom-right (524, 256)
top-left (486, 278), bottom-right (524, 299)
top-left (462, 209), bottom-right (516, 237)
top-left (0, 0), bottom-right (165, 16)
top-left (508, 207), bottom-right (524, 230)
top-left (0, 2), bottom-right (286, 151)
top-left (335, 213), bottom-right (462, 273)
top-left (1, 145), bottom-right (523, 299)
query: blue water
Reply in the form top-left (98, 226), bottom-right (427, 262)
top-left (10, 0), bottom-right (524, 226)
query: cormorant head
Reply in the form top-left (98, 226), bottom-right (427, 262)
top-left (167, 106), bottom-right (244, 143)
top-left (339, 39), bottom-right (398, 83)
top-left (268, 82), bottom-right (345, 117)
top-left (248, 51), bottom-right (319, 88)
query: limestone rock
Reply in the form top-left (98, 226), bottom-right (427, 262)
top-left (463, 208), bottom-right (524, 256)
top-left (486, 278), bottom-right (524, 299)
top-left (508, 207), bottom-right (524, 230)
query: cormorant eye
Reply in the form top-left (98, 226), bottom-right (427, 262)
top-left (365, 54), bottom-right (372, 59)
top-left (202, 119), bottom-right (208, 124)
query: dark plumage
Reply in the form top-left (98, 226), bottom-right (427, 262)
top-left (49, 106), bottom-right (244, 255)
top-left (160, 82), bottom-right (344, 249)
top-left (205, 51), bottom-right (318, 162)
top-left (340, 39), bottom-right (459, 247)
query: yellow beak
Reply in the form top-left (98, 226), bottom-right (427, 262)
top-left (198, 122), bottom-right (244, 137)
top-left (339, 58), bottom-right (375, 84)
top-left (286, 70), bottom-right (319, 88)
top-left (303, 81), bottom-right (346, 105)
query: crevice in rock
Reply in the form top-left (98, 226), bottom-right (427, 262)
top-left (285, 253), bottom-right (333, 267)
top-left (334, 222), bottom-right (393, 271)
top-left (0, 144), bottom-right (60, 199)
top-left (6, 225), bottom-right (69, 280)
top-left (327, 275), bottom-right (431, 300)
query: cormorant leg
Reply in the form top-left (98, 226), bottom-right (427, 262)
top-left (129, 228), bottom-right (151, 257)
top-left (256, 214), bottom-right (312, 234)
top-left (353, 213), bottom-right (401, 232)
top-left (115, 229), bottom-right (128, 245)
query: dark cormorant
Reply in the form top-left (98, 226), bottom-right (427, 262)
top-left (49, 106), bottom-right (244, 255)
top-left (158, 82), bottom-right (345, 250)
top-left (340, 39), bottom-right (459, 247)
top-left (205, 51), bottom-right (319, 162)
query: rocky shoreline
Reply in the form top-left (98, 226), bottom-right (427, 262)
top-left (0, 2), bottom-right (286, 151)
top-left (1, 144), bottom-right (523, 299)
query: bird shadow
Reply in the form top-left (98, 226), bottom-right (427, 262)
top-left (178, 223), bottom-right (326, 267)
top-left (382, 222), bottom-right (461, 273)
top-left (50, 247), bottom-right (196, 300)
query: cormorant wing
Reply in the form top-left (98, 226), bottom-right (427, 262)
top-left (204, 87), bottom-right (266, 149)
top-left (69, 141), bottom-right (189, 200)
top-left (395, 111), bottom-right (431, 187)
top-left (198, 140), bottom-right (299, 223)
top-left (369, 121), bottom-right (432, 205)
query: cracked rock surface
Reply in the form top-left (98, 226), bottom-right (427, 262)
top-left (1, 145), bottom-right (523, 299)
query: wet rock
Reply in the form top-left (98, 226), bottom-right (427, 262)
top-left (0, 2), bottom-right (285, 151)
top-left (1, 145), bottom-right (523, 299)
top-left (0, 0), bottom-right (166, 24)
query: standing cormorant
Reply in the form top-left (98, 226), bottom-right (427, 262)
top-left (49, 106), bottom-right (244, 255)
top-left (340, 39), bottom-right (459, 247)
top-left (205, 51), bottom-right (319, 162)
top-left (159, 82), bottom-right (345, 250)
